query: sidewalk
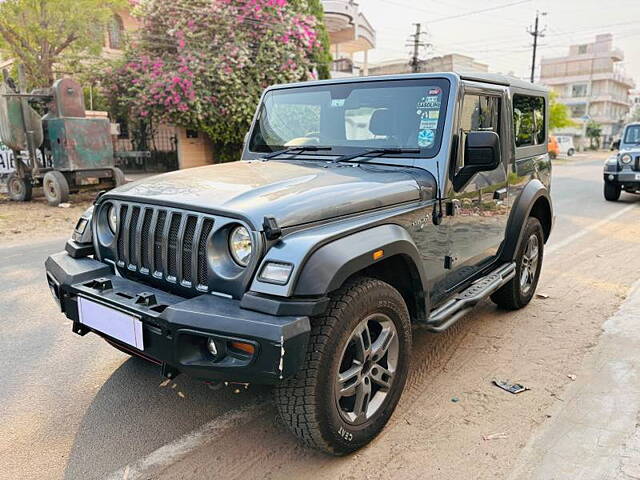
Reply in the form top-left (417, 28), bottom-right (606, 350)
top-left (510, 279), bottom-right (640, 479)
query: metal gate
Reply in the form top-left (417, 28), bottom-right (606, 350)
top-left (114, 118), bottom-right (178, 173)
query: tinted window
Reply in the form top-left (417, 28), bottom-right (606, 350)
top-left (458, 94), bottom-right (500, 169)
top-left (513, 95), bottom-right (545, 147)
top-left (249, 78), bottom-right (450, 157)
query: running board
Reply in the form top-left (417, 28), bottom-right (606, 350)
top-left (425, 262), bottom-right (516, 333)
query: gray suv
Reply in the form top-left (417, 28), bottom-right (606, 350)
top-left (45, 73), bottom-right (552, 454)
top-left (604, 122), bottom-right (640, 201)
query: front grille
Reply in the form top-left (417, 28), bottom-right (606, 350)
top-left (114, 204), bottom-right (214, 290)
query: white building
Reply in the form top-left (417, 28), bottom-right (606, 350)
top-left (540, 34), bottom-right (635, 148)
top-left (321, 0), bottom-right (376, 77)
top-left (367, 53), bottom-right (489, 77)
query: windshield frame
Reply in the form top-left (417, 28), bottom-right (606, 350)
top-left (247, 77), bottom-right (452, 160)
top-left (623, 124), bottom-right (640, 144)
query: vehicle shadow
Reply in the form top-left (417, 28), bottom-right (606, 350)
top-left (63, 355), bottom-right (270, 480)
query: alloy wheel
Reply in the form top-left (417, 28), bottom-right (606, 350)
top-left (520, 234), bottom-right (540, 295)
top-left (334, 313), bottom-right (399, 425)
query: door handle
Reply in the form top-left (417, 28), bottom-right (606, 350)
top-left (493, 187), bottom-right (507, 201)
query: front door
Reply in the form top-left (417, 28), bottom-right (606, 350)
top-left (445, 87), bottom-right (510, 290)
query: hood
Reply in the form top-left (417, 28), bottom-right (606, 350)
top-left (106, 160), bottom-right (433, 228)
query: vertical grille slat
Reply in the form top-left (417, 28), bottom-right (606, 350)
top-left (121, 206), bottom-right (134, 266)
top-left (128, 206), bottom-right (141, 267)
top-left (181, 216), bottom-right (198, 285)
top-left (116, 205), bottom-right (129, 263)
top-left (197, 219), bottom-right (214, 287)
top-left (140, 209), bottom-right (153, 272)
top-left (167, 213), bottom-right (182, 280)
top-left (112, 203), bottom-right (215, 291)
top-left (154, 210), bottom-right (167, 275)
top-left (190, 217), bottom-right (204, 289)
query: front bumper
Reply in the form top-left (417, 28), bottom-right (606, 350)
top-left (604, 171), bottom-right (640, 189)
top-left (45, 252), bottom-right (310, 384)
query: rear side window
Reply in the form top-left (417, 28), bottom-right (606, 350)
top-left (513, 95), bottom-right (545, 147)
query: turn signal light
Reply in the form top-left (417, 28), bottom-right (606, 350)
top-left (229, 341), bottom-right (255, 355)
top-left (373, 249), bottom-right (384, 261)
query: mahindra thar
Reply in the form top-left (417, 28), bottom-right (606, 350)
top-left (45, 72), bottom-right (552, 454)
top-left (604, 122), bottom-right (640, 201)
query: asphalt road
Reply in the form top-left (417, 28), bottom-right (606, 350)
top-left (1, 153), bottom-right (638, 480)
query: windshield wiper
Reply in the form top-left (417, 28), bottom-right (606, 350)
top-left (333, 148), bottom-right (420, 164)
top-left (262, 146), bottom-right (332, 160)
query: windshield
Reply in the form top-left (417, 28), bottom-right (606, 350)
top-left (249, 78), bottom-right (450, 157)
top-left (624, 125), bottom-right (640, 144)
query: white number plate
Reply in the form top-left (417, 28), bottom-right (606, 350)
top-left (78, 297), bottom-right (144, 350)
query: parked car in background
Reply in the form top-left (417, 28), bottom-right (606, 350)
top-left (548, 135), bottom-right (560, 159)
top-left (603, 122), bottom-right (640, 201)
top-left (555, 135), bottom-right (576, 156)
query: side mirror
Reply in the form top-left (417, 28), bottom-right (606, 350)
top-left (453, 131), bottom-right (501, 191)
top-left (612, 139), bottom-right (620, 151)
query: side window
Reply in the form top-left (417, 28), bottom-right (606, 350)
top-left (513, 94), bottom-right (545, 147)
top-left (458, 94), bottom-right (500, 169)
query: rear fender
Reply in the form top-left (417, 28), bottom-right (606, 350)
top-left (500, 179), bottom-right (553, 262)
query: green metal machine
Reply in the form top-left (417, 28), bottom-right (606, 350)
top-left (0, 68), bottom-right (124, 205)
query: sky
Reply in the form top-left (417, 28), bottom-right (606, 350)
top-left (355, 0), bottom-right (640, 85)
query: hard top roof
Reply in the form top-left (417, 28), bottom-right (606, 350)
top-left (266, 72), bottom-right (548, 94)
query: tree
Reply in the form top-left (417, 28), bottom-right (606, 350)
top-left (548, 91), bottom-right (576, 131)
top-left (99, 0), bottom-right (321, 160)
top-left (0, 0), bottom-right (125, 88)
top-left (289, 0), bottom-right (332, 79)
top-left (586, 120), bottom-right (602, 149)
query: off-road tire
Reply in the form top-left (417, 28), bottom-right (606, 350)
top-left (43, 171), bottom-right (69, 206)
top-left (491, 217), bottom-right (544, 310)
top-left (604, 181), bottom-right (621, 202)
top-left (7, 173), bottom-right (32, 201)
top-left (274, 277), bottom-right (412, 455)
top-left (112, 167), bottom-right (126, 187)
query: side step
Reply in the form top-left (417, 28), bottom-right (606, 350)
top-left (425, 262), bottom-right (516, 333)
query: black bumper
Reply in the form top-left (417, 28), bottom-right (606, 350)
top-left (45, 252), bottom-right (310, 384)
top-left (604, 172), bottom-right (640, 188)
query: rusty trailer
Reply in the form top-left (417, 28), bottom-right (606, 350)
top-left (0, 68), bottom-right (124, 206)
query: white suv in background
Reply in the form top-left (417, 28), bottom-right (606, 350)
top-left (556, 135), bottom-right (576, 156)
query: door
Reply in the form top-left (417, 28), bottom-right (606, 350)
top-left (445, 88), bottom-right (510, 287)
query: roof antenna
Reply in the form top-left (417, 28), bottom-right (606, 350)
top-left (433, 158), bottom-right (444, 225)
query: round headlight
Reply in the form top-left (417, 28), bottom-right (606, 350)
top-left (107, 205), bottom-right (117, 233)
top-left (620, 153), bottom-right (633, 165)
top-left (229, 226), bottom-right (252, 267)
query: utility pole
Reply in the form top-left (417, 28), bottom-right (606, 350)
top-left (408, 23), bottom-right (430, 73)
top-left (527, 11), bottom-right (546, 83)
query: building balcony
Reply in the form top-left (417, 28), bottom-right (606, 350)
top-left (322, 0), bottom-right (376, 54)
top-left (541, 72), bottom-right (635, 89)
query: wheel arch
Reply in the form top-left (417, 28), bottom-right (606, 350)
top-left (293, 224), bottom-right (429, 320)
top-left (500, 179), bottom-right (553, 263)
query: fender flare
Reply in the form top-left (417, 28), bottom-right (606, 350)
top-left (293, 224), bottom-right (428, 297)
top-left (500, 179), bottom-right (553, 262)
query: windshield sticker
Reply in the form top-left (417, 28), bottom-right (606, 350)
top-left (428, 110), bottom-right (439, 119)
top-left (331, 98), bottom-right (345, 107)
top-left (418, 129), bottom-right (435, 147)
top-left (420, 118), bottom-right (438, 130)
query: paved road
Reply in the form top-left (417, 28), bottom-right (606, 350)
top-left (1, 154), bottom-right (638, 479)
